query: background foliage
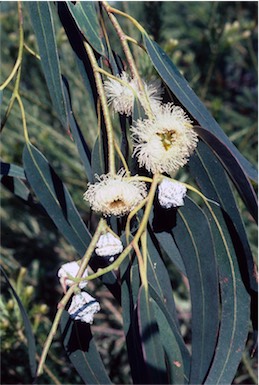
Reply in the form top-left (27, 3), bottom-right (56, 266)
top-left (1, 2), bottom-right (257, 384)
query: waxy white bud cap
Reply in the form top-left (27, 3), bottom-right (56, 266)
top-left (68, 292), bottom-right (100, 324)
top-left (57, 261), bottom-right (88, 289)
top-left (95, 233), bottom-right (123, 261)
top-left (158, 179), bottom-right (187, 209)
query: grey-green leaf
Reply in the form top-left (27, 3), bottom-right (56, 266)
top-left (66, 1), bottom-right (104, 55)
top-left (23, 142), bottom-right (91, 257)
top-left (62, 78), bottom-right (93, 182)
top-left (190, 141), bottom-right (257, 292)
top-left (204, 204), bottom-right (250, 384)
top-left (27, 2), bottom-right (68, 129)
top-left (173, 197), bottom-right (220, 384)
top-left (137, 285), bottom-right (168, 384)
top-left (149, 285), bottom-right (190, 384)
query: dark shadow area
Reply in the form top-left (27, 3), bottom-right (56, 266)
top-left (152, 196), bottom-right (177, 233)
top-left (61, 311), bottom-right (92, 354)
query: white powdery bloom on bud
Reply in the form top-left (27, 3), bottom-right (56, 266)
top-left (158, 179), bottom-right (187, 209)
top-left (68, 292), bottom-right (100, 324)
top-left (83, 169), bottom-right (147, 217)
top-left (104, 71), bottom-right (162, 116)
top-left (57, 261), bottom-right (88, 290)
top-left (95, 233), bottom-right (123, 262)
top-left (131, 102), bottom-right (198, 174)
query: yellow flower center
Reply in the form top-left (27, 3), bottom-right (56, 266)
top-left (157, 130), bottom-right (178, 151)
top-left (110, 199), bottom-right (126, 209)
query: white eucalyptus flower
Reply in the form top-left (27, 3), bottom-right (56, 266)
top-left (83, 169), bottom-right (147, 217)
top-left (131, 102), bottom-right (198, 174)
top-left (158, 179), bottom-right (187, 208)
top-left (104, 71), bottom-right (162, 116)
top-left (95, 232), bottom-right (123, 262)
top-left (68, 292), bottom-right (100, 324)
top-left (57, 261), bottom-right (88, 290)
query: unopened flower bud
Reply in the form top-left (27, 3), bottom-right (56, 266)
top-left (25, 286), bottom-right (34, 298)
top-left (95, 233), bottom-right (123, 262)
top-left (7, 299), bottom-right (14, 310)
top-left (39, 304), bottom-right (48, 314)
top-left (68, 292), bottom-right (100, 324)
top-left (57, 261), bottom-right (88, 290)
top-left (158, 179), bottom-right (187, 209)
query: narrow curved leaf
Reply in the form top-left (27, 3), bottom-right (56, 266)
top-left (60, 311), bottom-right (111, 384)
top-left (189, 141), bottom-right (257, 292)
top-left (57, 2), bottom-right (97, 110)
top-left (172, 197), bottom-right (220, 384)
top-left (66, 1), bottom-right (104, 55)
top-left (137, 285), bottom-right (168, 384)
top-left (149, 286), bottom-right (190, 384)
top-left (23, 142), bottom-right (91, 256)
top-left (194, 126), bottom-right (258, 222)
top-left (143, 34), bottom-right (257, 182)
top-left (204, 204), bottom-right (250, 384)
top-left (120, 252), bottom-right (145, 384)
top-left (1, 266), bottom-right (37, 378)
top-left (147, 231), bottom-right (180, 322)
top-left (27, 2), bottom-right (68, 129)
top-left (91, 135), bottom-right (105, 177)
top-left (62, 77), bottom-right (93, 182)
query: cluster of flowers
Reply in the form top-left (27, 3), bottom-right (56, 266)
top-left (58, 71), bottom-right (198, 324)
top-left (57, 232), bottom-right (123, 324)
top-left (84, 71), bottom-right (197, 217)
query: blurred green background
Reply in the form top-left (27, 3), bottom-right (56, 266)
top-left (1, 2), bottom-right (257, 384)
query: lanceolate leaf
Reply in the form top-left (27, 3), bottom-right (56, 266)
top-left (27, 2), bottom-right (68, 129)
top-left (120, 253), bottom-right (145, 384)
top-left (62, 78), bottom-right (93, 182)
top-left (146, 231), bottom-right (180, 321)
top-left (194, 126), bottom-right (258, 222)
top-left (66, 1), bottom-right (104, 55)
top-left (145, 232), bottom-right (191, 380)
top-left (149, 286), bottom-right (190, 384)
top-left (91, 135), bottom-right (105, 177)
top-left (172, 197), bottom-right (220, 384)
top-left (1, 266), bottom-right (37, 378)
top-left (23, 142), bottom-right (91, 256)
top-left (137, 285), bottom-right (168, 384)
top-left (142, 34), bottom-right (257, 182)
top-left (204, 204), bottom-right (250, 384)
top-left (57, 2), bottom-right (97, 110)
top-left (189, 141), bottom-right (257, 292)
top-left (0, 162), bottom-right (47, 212)
top-left (60, 311), bottom-right (112, 384)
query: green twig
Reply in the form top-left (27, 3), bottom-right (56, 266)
top-left (84, 41), bottom-right (116, 175)
top-left (101, 1), bottom-right (154, 119)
